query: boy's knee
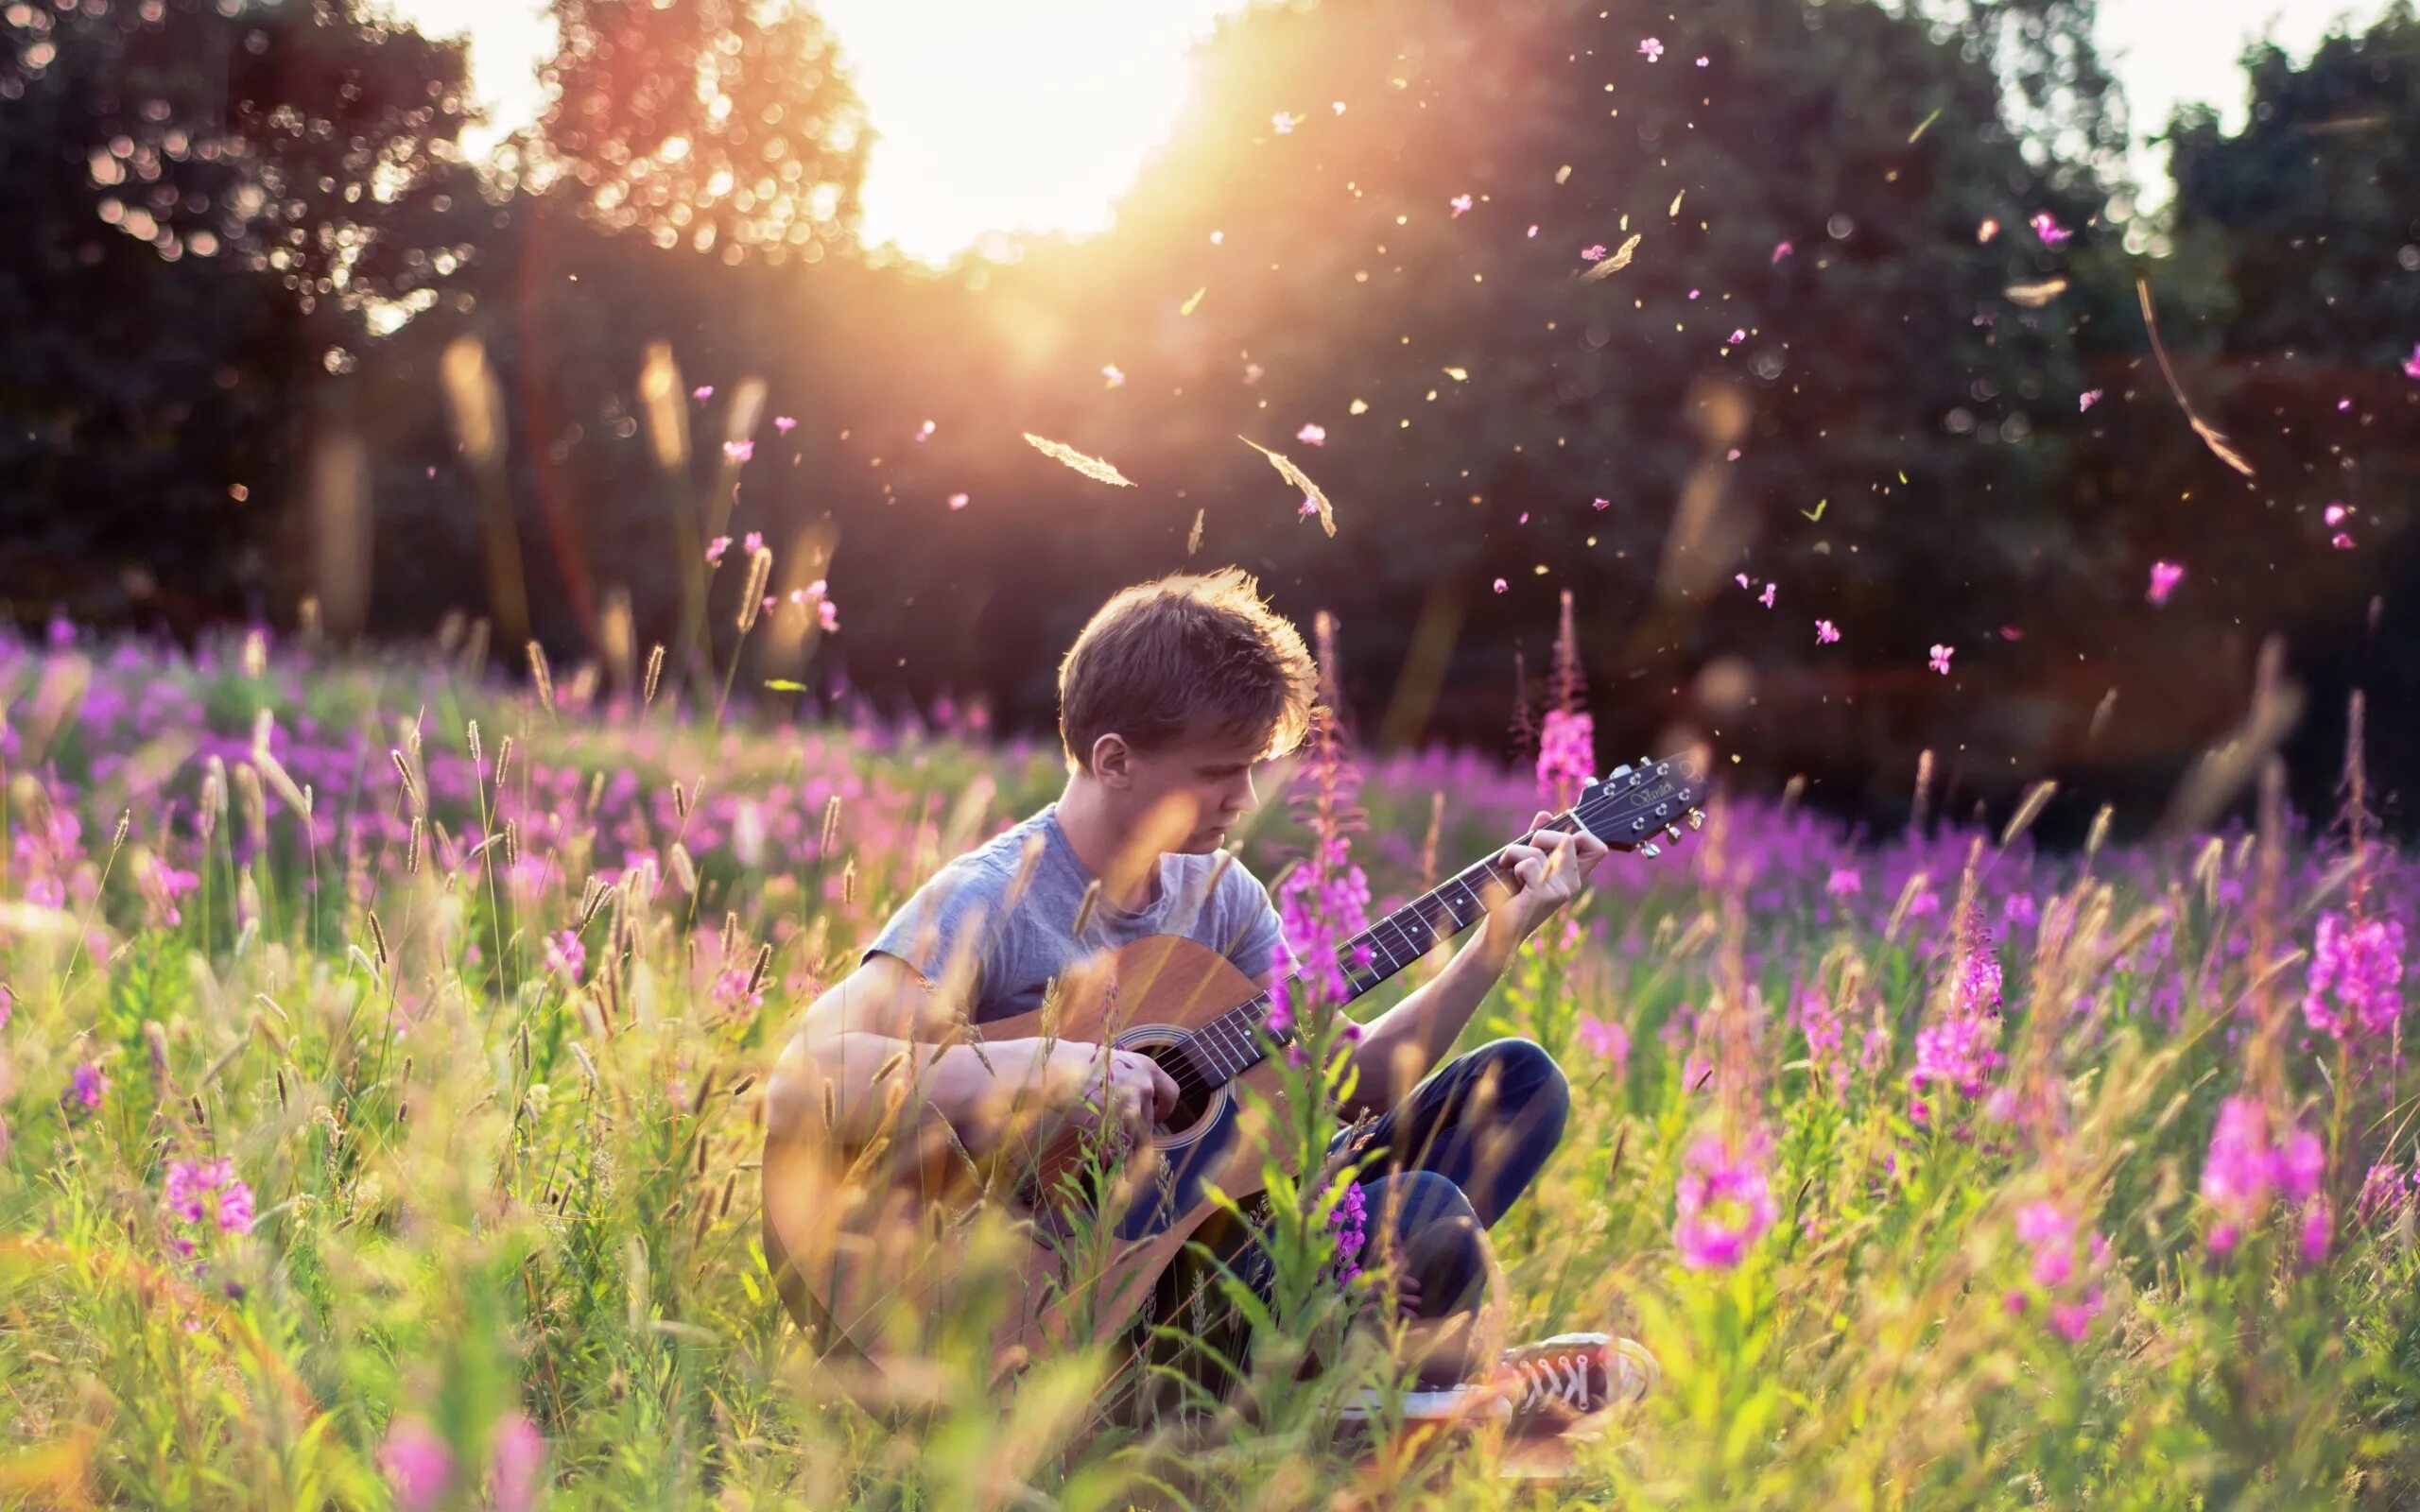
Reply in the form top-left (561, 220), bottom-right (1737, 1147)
top-left (1476, 1038), bottom-right (1569, 1129)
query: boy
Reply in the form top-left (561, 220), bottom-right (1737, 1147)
top-left (766, 568), bottom-right (1654, 1430)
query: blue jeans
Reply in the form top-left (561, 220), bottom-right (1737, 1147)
top-left (1129, 1038), bottom-right (1571, 1410)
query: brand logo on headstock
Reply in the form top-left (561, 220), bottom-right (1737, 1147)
top-left (1631, 781), bottom-right (1675, 808)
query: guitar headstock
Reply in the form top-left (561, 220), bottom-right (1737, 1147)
top-left (1572, 749), bottom-right (1709, 858)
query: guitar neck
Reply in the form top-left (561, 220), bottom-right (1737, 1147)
top-left (1180, 811), bottom-right (1585, 1091)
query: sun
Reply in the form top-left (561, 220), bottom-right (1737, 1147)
top-left (811, 0), bottom-right (1248, 265)
top-left (407, 0), bottom-right (1253, 267)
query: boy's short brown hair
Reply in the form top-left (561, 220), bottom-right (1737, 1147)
top-left (1058, 567), bottom-right (1318, 771)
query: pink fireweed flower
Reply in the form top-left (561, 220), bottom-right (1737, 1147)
top-left (1328, 1178), bottom-right (1367, 1286)
top-left (1772, 240), bottom-right (1793, 262)
top-left (2048, 1287), bottom-right (2105, 1343)
top-left (164, 1157), bottom-right (255, 1237)
top-left (1792, 988), bottom-right (1845, 1093)
top-left (2300, 1200), bottom-right (2332, 1267)
top-left (690, 385), bottom-right (713, 400)
top-left (704, 536), bottom-right (732, 565)
top-left (2200, 1095), bottom-right (2325, 1254)
top-left (380, 1419), bottom-right (456, 1512)
top-left (2325, 502), bottom-right (2348, 525)
top-left (2014, 1200), bottom-right (2075, 1288)
top-left (2301, 911), bottom-right (2406, 1041)
top-left (1824, 866), bottom-right (1860, 896)
top-left (1576, 1013), bottom-right (1630, 1070)
top-left (1637, 36), bottom-right (1664, 60)
top-left (70, 1061), bottom-right (108, 1109)
top-left (1271, 111), bottom-right (1297, 134)
top-left (2357, 1160), bottom-right (2406, 1224)
top-left (1758, 582), bottom-right (1776, 609)
top-left (1535, 708), bottom-right (1595, 803)
top-left (1909, 919), bottom-right (2002, 1122)
top-left (490, 1413), bottom-right (546, 1512)
top-left (2030, 211), bottom-right (2072, 247)
top-left (1592, 496), bottom-right (1610, 509)
top-left (2147, 559), bottom-right (2184, 606)
top-left (1928, 644), bottom-right (1954, 675)
top-left (742, 530), bottom-right (764, 555)
top-left (2333, 531), bottom-right (2358, 550)
top-left (137, 854), bottom-right (200, 927)
top-left (1449, 193), bottom-right (1473, 217)
top-left (1581, 244), bottom-right (1609, 262)
top-left (1672, 1131), bottom-right (1775, 1270)
top-left (2404, 343), bottom-right (2420, 381)
top-left (2079, 388), bottom-right (2103, 411)
top-left (1101, 364), bottom-right (1125, 387)
top-left (721, 439), bottom-right (753, 463)
top-left (772, 415), bottom-right (796, 433)
top-left (1492, 577), bottom-right (1508, 593)
top-left (1815, 619), bottom-right (1841, 644)
top-left (948, 492), bottom-right (969, 510)
top-left (545, 929), bottom-right (586, 983)
top-left (1296, 422), bottom-right (1327, 446)
top-left (1728, 327), bottom-right (1747, 345)
top-left (818, 598), bottom-right (839, 633)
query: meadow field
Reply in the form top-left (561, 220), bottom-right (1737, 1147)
top-left (3, 622), bottom-right (2417, 1510)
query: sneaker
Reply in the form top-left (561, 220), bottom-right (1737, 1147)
top-left (1485, 1332), bottom-right (1658, 1429)
top-left (1337, 1332), bottom-right (1656, 1435)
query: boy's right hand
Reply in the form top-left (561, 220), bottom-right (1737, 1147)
top-left (1023, 1039), bottom-right (1182, 1136)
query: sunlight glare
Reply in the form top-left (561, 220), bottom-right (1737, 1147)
top-left (812, 0), bottom-right (1249, 265)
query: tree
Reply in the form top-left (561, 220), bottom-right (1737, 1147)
top-left (0, 0), bottom-right (477, 625)
top-left (537, 0), bottom-right (867, 264)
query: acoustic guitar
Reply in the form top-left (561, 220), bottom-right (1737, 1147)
top-left (763, 751), bottom-right (1708, 1398)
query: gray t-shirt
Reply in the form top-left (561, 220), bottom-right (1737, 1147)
top-left (863, 802), bottom-right (1294, 1023)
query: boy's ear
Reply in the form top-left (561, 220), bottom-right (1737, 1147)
top-left (1089, 732), bottom-right (1134, 787)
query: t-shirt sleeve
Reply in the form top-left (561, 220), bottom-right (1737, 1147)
top-left (862, 861), bottom-right (1014, 995)
top-left (1219, 865), bottom-right (1298, 983)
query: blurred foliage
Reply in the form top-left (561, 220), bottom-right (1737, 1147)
top-left (2, 0), bottom-right (2417, 830)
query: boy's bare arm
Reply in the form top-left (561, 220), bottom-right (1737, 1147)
top-left (763, 956), bottom-right (1177, 1158)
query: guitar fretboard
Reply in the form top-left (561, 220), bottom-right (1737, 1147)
top-left (1180, 813), bottom-right (1585, 1089)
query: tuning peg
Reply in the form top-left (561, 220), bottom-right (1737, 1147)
top-left (1639, 842), bottom-right (1661, 859)
top-left (1665, 824), bottom-right (1685, 844)
top-left (1607, 763), bottom-right (1633, 779)
top-left (1687, 809), bottom-right (1705, 830)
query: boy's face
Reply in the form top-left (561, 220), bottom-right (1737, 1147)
top-left (1096, 726), bottom-right (1268, 855)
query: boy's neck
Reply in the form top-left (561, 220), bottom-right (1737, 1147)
top-left (1053, 778), bottom-right (1164, 913)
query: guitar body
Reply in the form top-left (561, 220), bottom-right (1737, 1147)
top-left (763, 935), bottom-right (1306, 1395)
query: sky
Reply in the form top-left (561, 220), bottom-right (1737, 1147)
top-left (387, 0), bottom-right (2395, 266)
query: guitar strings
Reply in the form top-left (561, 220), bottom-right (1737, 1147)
top-left (1097, 788), bottom-right (1664, 1115)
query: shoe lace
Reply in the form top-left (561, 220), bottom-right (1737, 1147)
top-left (1507, 1349), bottom-right (1595, 1414)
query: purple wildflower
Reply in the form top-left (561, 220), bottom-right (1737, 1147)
top-left (1329, 1179), bottom-right (1368, 1286)
top-left (164, 1157), bottom-right (257, 1248)
top-left (1792, 989), bottom-right (1845, 1093)
top-left (2302, 911), bottom-right (2406, 1042)
top-left (70, 1061), bottom-right (109, 1110)
top-left (1576, 1013), bottom-right (1629, 1071)
top-left (2048, 1288), bottom-right (2103, 1343)
top-left (380, 1419), bottom-right (456, 1512)
top-left (2200, 1095), bottom-right (2325, 1255)
top-left (490, 1412), bottom-right (546, 1512)
top-left (1672, 1130), bottom-right (1776, 1271)
top-left (544, 929), bottom-right (586, 983)
top-left (1535, 710), bottom-right (1595, 804)
top-left (2014, 1200), bottom-right (2075, 1289)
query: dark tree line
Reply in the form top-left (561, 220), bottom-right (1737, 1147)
top-left (4, 0), bottom-right (2416, 831)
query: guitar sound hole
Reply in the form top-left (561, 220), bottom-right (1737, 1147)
top-left (1147, 1043), bottom-right (1217, 1133)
